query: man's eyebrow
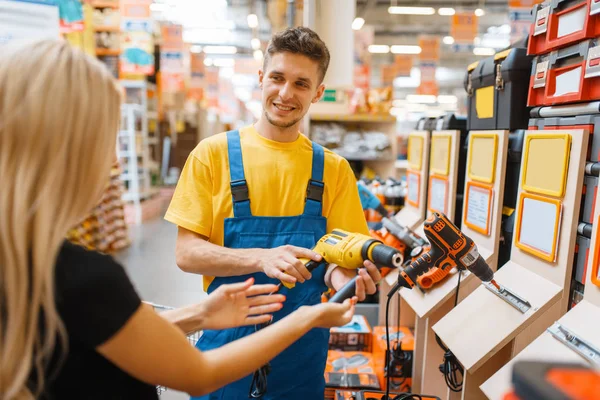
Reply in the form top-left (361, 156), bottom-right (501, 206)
top-left (269, 70), bottom-right (312, 84)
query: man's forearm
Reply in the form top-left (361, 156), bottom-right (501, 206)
top-left (176, 238), bottom-right (262, 276)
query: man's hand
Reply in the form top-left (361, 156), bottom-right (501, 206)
top-left (330, 261), bottom-right (382, 301)
top-left (252, 245), bottom-right (322, 285)
top-left (200, 278), bottom-right (286, 330)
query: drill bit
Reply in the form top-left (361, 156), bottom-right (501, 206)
top-left (490, 279), bottom-right (501, 291)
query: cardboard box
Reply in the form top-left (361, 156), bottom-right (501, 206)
top-left (372, 326), bottom-right (414, 392)
top-left (329, 315), bottom-right (372, 352)
top-left (325, 351), bottom-right (380, 397)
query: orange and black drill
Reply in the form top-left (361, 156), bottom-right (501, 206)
top-left (390, 212), bottom-right (500, 296)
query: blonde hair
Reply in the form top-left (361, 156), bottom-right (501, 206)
top-left (0, 40), bottom-right (121, 399)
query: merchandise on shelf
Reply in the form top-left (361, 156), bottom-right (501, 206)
top-left (311, 123), bottom-right (392, 161)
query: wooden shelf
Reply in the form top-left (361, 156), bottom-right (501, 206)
top-left (91, 1), bottom-right (119, 9)
top-left (395, 159), bottom-right (408, 169)
top-left (94, 26), bottom-right (120, 32)
top-left (96, 48), bottom-right (121, 56)
top-left (310, 113), bottom-right (396, 123)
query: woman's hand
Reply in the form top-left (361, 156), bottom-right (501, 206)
top-left (200, 278), bottom-right (285, 330)
top-left (299, 296), bottom-right (358, 329)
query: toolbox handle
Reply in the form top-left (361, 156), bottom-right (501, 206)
top-left (549, 40), bottom-right (591, 66)
top-left (550, 0), bottom-right (587, 13)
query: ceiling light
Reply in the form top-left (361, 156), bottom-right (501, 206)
top-left (437, 95), bottom-right (458, 104)
top-left (475, 8), bottom-right (485, 17)
top-left (352, 17), bottom-right (365, 30)
top-left (438, 8), bottom-right (455, 16)
top-left (407, 94), bottom-right (437, 104)
top-left (204, 58), bottom-right (213, 66)
top-left (473, 47), bottom-right (496, 56)
top-left (443, 36), bottom-right (455, 45)
top-left (203, 45), bottom-right (237, 54)
top-left (247, 14), bottom-right (258, 28)
top-left (368, 45), bottom-right (390, 54)
top-left (253, 49), bottom-right (263, 61)
top-left (391, 45), bottom-right (421, 54)
top-left (251, 38), bottom-right (261, 50)
top-left (388, 6), bottom-right (435, 15)
top-left (150, 3), bottom-right (168, 12)
top-left (190, 45), bottom-right (202, 53)
top-left (214, 58), bottom-right (235, 68)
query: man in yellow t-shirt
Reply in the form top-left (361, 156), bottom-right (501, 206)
top-left (165, 27), bottom-right (381, 400)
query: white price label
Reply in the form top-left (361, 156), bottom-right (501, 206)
top-left (460, 246), bottom-right (480, 267)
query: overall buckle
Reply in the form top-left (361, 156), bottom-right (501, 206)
top-left (231, 180), bottom-right (250, 202)
top-left (306, 180), bottom-right (324, 202)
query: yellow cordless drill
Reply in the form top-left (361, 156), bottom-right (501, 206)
top-left (282, 229), bottom-right (404, 296)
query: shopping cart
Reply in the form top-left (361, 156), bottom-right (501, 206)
top-left (147, 302), bottom-right (203, 396)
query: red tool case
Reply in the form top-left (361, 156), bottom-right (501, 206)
top-left (528, 39), bottom-right (600, 106)
top-left (528, 0), bottom-right (600, 55)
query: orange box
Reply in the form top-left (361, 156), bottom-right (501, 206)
top-left (372, 326), bottom-right (414, 391)
top-left (354, 390), bottom-right (441, 400)
top-left (372, 326), bottom-right (414, 356)
top-left (325, 351), bottom-right (380, 392)
top-left (329, 315), bottom-right (372, 352)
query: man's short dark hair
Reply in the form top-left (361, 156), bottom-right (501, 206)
top-left (263, 26), bottom-right (330, 84)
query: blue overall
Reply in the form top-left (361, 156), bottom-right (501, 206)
top-left (192, 130), bottom-right (329, 400)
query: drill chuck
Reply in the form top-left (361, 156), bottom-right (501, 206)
top-left (365, 241), bottom-right (403, 268)
top-left (468, 255), bottom-right (494, 282)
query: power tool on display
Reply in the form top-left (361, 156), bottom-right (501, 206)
top-left (358, 181), bottom-right (389, 218)
top-left (281, 229), bottom-right (404, 292)
top-left (388, 212), bottom-right (500, 298)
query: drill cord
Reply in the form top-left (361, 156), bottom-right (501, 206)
top-left (385, 292), bottom-right (394, 400)
top-left (436, 269), bottom-right (464, 392)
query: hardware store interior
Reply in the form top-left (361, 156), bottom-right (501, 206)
top-left (4, 0), bottom-right (600, 399)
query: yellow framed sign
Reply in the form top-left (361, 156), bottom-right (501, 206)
top-left (408, 135), bottom-right (424, 170)
top-left (468, 133), bottom-right (498, 184)
top-left (464, 181), bottom-right (494, 236)
top-left (430, 134), bottom-right (451, 176)
top-left (406, 170), bottom-right (421, 208)
top-left (515, 193), bottom-right (562, 263)
top-left (592, 213), bottom-right (600, 288)
top-left (428, 175), bottom-right (449, 214)
top-left (522, 133), bottom-right (571, 198)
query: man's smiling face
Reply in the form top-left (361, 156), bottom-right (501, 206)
top-left (259, 52), bottom-right (324, 129)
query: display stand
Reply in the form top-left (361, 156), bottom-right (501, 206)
top-left (394, 130), bottom-right (430, 230)
top-left (432, 129), bottom-right (589, 400)
top-left (399, 131), bottom-right (509, 399)
top-left (481, 181), bottom-right (600, 399)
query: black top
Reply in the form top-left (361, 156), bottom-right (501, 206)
top-left (31, 241), bottom-right (158, 399)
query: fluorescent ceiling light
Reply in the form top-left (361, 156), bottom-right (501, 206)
top-left (150, 3), bottom-right (168, 12)
top-left (190, 45), bottom-right (202, 53)
top-left (247, 14), bottom-right (258, 28)
top-left (214, 58), bottom-right (235, 68)
top-left (437, 95), bottom-right (458, 104)
top-left (438, 8), bottom-right (455, 16)
top-left (251, 38), bottom-right (261, 50)
top-left (352, 17), bottom-right (365, 30)
top-left (407, 94), bottom-right (437, 104)
top-left (204, 58), bottom-right (213, 66)
top-left (388, 6), bottom-right (435, 15)
top-left (475, 8), bottom-right (485, 17)
top-left (391, 45), bottom-right (421, 54)
top-left (203, 45), bottom-right (237, 54)
top-left (253, 49), bottom-right (264, 61)
top-left (443, 36), bottom-right (455, 45)
top-left (368, 45), bottom-right (390, 54)
top-left (473, 47), bottom-right (496, 56)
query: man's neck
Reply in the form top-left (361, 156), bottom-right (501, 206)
top-left (254, 116), bottom-right (300, 143)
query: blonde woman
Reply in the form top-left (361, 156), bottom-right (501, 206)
top-left (0, 40), bottom-right (357, 400)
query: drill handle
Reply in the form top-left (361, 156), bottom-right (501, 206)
top-left (328, 276), bottom-right (357, 303)
top-left (281, 258), bottom-right (328, 289)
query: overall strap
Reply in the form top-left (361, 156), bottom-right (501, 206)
top-left (226, 130), bottom-right (252, 217)
top-left (304, 141), bottom-right (325, 216)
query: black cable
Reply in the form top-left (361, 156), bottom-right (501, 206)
top-left (435, 269), bottom-right (464, 392)
top-left (248, 322), bottom-right (271, 398)
top-left (385, 292), bottom-right (394, 400)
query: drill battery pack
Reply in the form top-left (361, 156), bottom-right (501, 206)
top-left (329, 315), bottom-right (373, 352)
top-left (334, 390), bottom-right (441, 400)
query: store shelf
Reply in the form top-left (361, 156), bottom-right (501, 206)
top-left (91, 1), bottom-right (119, 8)
top-left (395, 160), bottom-right (409, 169)
top-left (147, 110), bottom-right (158, 119)
top-left (94, 26), bottom-right (120, 32)
top-left (310, 113), bottom-right (396, 123)
top-left (96, 48), bottom-right (121, 56)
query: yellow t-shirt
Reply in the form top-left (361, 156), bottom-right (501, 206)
top-left (165, 125), bottom-right (369, 288)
